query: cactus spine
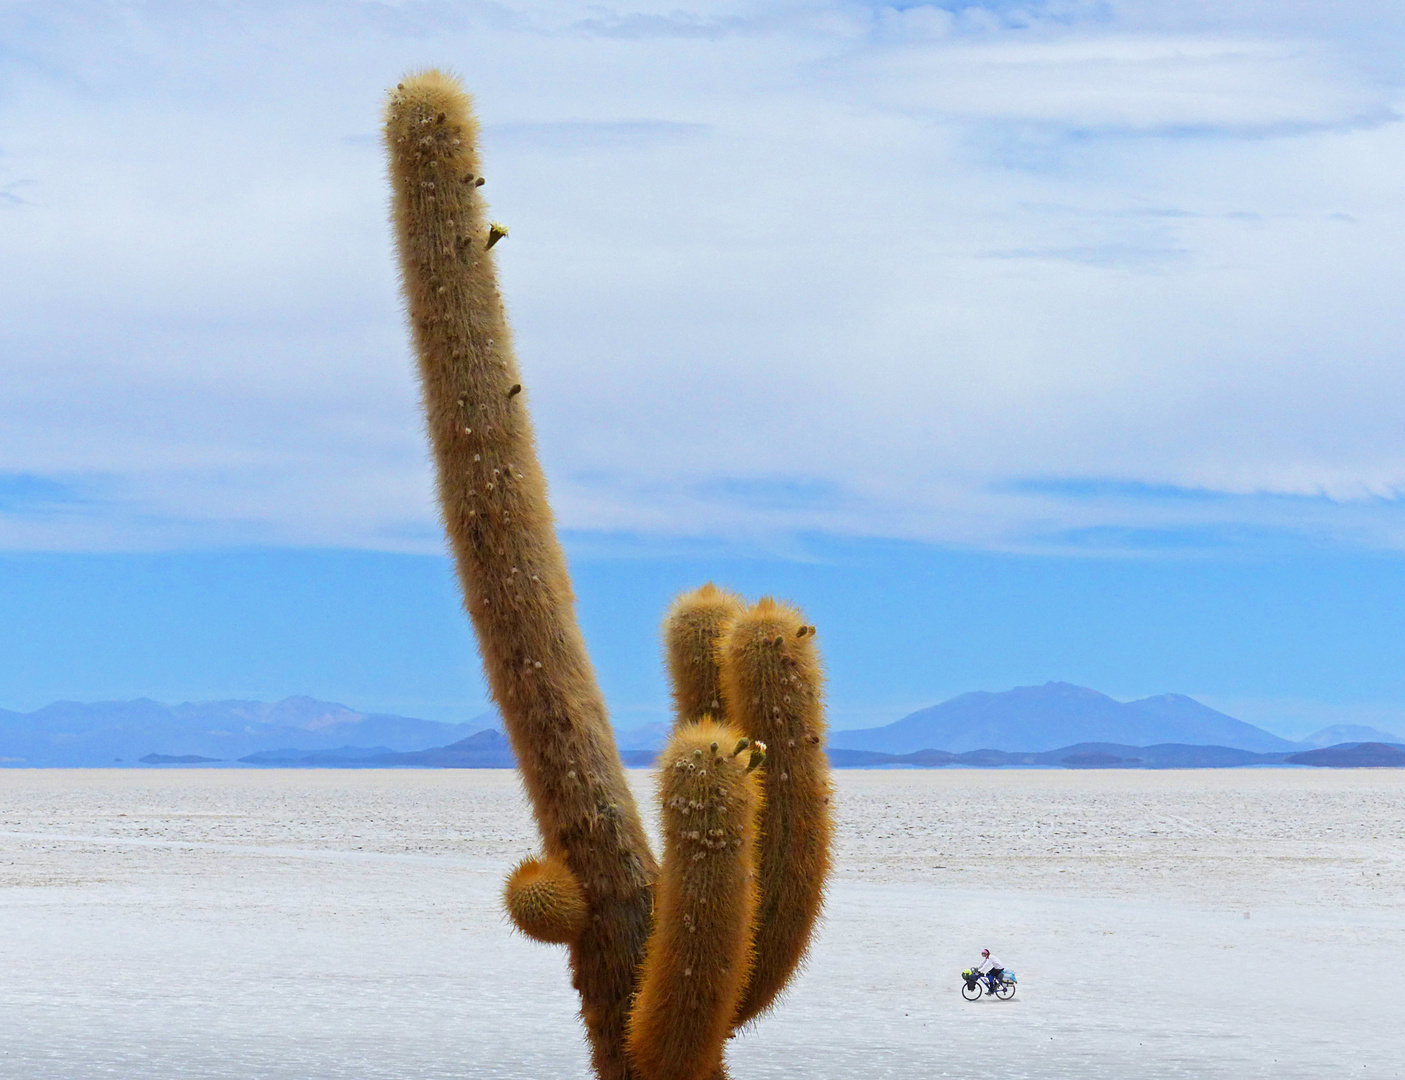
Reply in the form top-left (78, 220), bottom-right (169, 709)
top-left (505, 853), bottom-right (589, 944)
top-left (720, 600), bottom-right (832, 1025)
top-left (385, 71), bottom-right (655, 1080)
top-left (664, 584), bottom-right (745, 727)
top-left (384, 71), bottom-right (832, 1080)
top-left (627, 722), bottom-right (762, 1080)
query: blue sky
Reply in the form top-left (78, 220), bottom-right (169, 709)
top-left (3, 1), bottom-right (1405, 737)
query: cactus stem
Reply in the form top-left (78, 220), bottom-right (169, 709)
top-left (387, 72), bottom-right (834, 1080)
top-left (386, 71), bottom-right (656, 1080)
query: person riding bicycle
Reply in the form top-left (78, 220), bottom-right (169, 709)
top-left (976, 949), bottom-right (1005, 993)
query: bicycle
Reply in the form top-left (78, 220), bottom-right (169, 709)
top-left (961, 967), bottom-right (1017, 1000)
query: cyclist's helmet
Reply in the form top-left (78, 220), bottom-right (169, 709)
top-left (981, 949), bottom-right (990, 957)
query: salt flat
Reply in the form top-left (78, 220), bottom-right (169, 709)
top-left (1, 768), bottom-right (1401, 1078)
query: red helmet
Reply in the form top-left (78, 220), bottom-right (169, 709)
top-left (981, 949), bottom-right (990, 957)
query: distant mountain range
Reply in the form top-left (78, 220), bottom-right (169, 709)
top-left (831, 741), bottom-right (1405, 769)
top-left (831, 682), bottom-right (1323, 754)
top-left (234, 734), bottom-right (1405, 770)
top-left (151, 732), bottom-right (1405, 771)
top-left (4, 684), bottom-right (1403, 767)
top-left (1285, 742), bottom-right (1405, 768)
top-left (238, 729), bottom-right (518, 768)
top-left (1294, 723), bottom-right (1405, 748)
top-left (0, 696), bottom-right (494, 766)
top-left (236, 729), bottom-right (659, 769)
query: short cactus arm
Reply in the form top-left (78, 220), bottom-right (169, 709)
top-left (383, 71), bottom-right (656, 1080)
top-left (664, 584), bottom-right (745, 727)
top-left (720, 600), bottom-right (833, 1025)
top-left (627, 722), bottom-right (762, 1080)
top-left (505, 853), bottom-right (588, 944)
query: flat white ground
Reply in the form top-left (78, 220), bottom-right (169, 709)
top-left (1, 768), bottom-right (1401, 1078)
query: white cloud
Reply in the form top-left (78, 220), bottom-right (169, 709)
top-left (838, 34), bottom-right (1390, 133)
top-left (1, 0), bottom-right (1404, 553)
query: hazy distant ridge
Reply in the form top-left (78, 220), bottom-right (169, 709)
top-left (6, 686), bottom-right (1402, 766)
top-left (1295, 724), bottom-right (1405, 748)
top-left (831, 682), bottom-right (1305, 754)
top-left (0, 696), bottom-right (492, 766)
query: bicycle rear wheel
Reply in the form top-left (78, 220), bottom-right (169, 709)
top-left (996, 980), bottom-right (1016, 1000)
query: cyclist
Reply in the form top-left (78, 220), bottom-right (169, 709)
top-left (976, 949), bottom-right (1005, 994)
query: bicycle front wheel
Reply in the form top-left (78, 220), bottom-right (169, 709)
top-left (961, 981), bottom-right (983, 1001)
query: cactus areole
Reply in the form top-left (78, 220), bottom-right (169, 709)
top-left (384, 71), bottom-right (833, 1080)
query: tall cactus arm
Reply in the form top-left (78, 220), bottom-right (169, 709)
top-left (627, 722), bottom-right (763, 1080)
top-left (383, 71), bottom-right (657, 1080)
top-left (664, 584), bottom-right (745, 728)
top-left (720, 599), bottom-right (833, 1026)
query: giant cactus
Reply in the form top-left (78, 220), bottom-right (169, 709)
top-left (384, 71), bottom-right (833, 1080)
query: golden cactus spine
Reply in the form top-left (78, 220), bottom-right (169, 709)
top-left (505, 853), bottom-right (589, 944)
top-left (384, 70), bottom-right (834, 1080)
top-left (384, 71), bottom-right (656, 1080)
top-left (720, 599), bottom-right (833, 1025)
top-left (664, 584), bottom-right (745, 727)
top-left (626, 721), bottom-right (762, 1080)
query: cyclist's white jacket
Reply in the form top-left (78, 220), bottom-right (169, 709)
top-left (977, 956), bottom-right (1004, 973)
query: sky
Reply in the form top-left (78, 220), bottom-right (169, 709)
top-left (3, 1), bottom-right (1405, 737)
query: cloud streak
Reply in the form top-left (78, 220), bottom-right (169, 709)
top-left (1, 1), bottom-right (1403, 553)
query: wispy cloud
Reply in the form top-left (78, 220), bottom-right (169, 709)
top-left (571, 12), bottom-right (761, 40)
top-left (0, 472), bottom-right (92, 514)
top-left (833, 33), bottom-right (1395, 135)
top-left (487, 119), bottom-right (711, 151)
top-left (1, 0), bottom-right (1403, 554)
